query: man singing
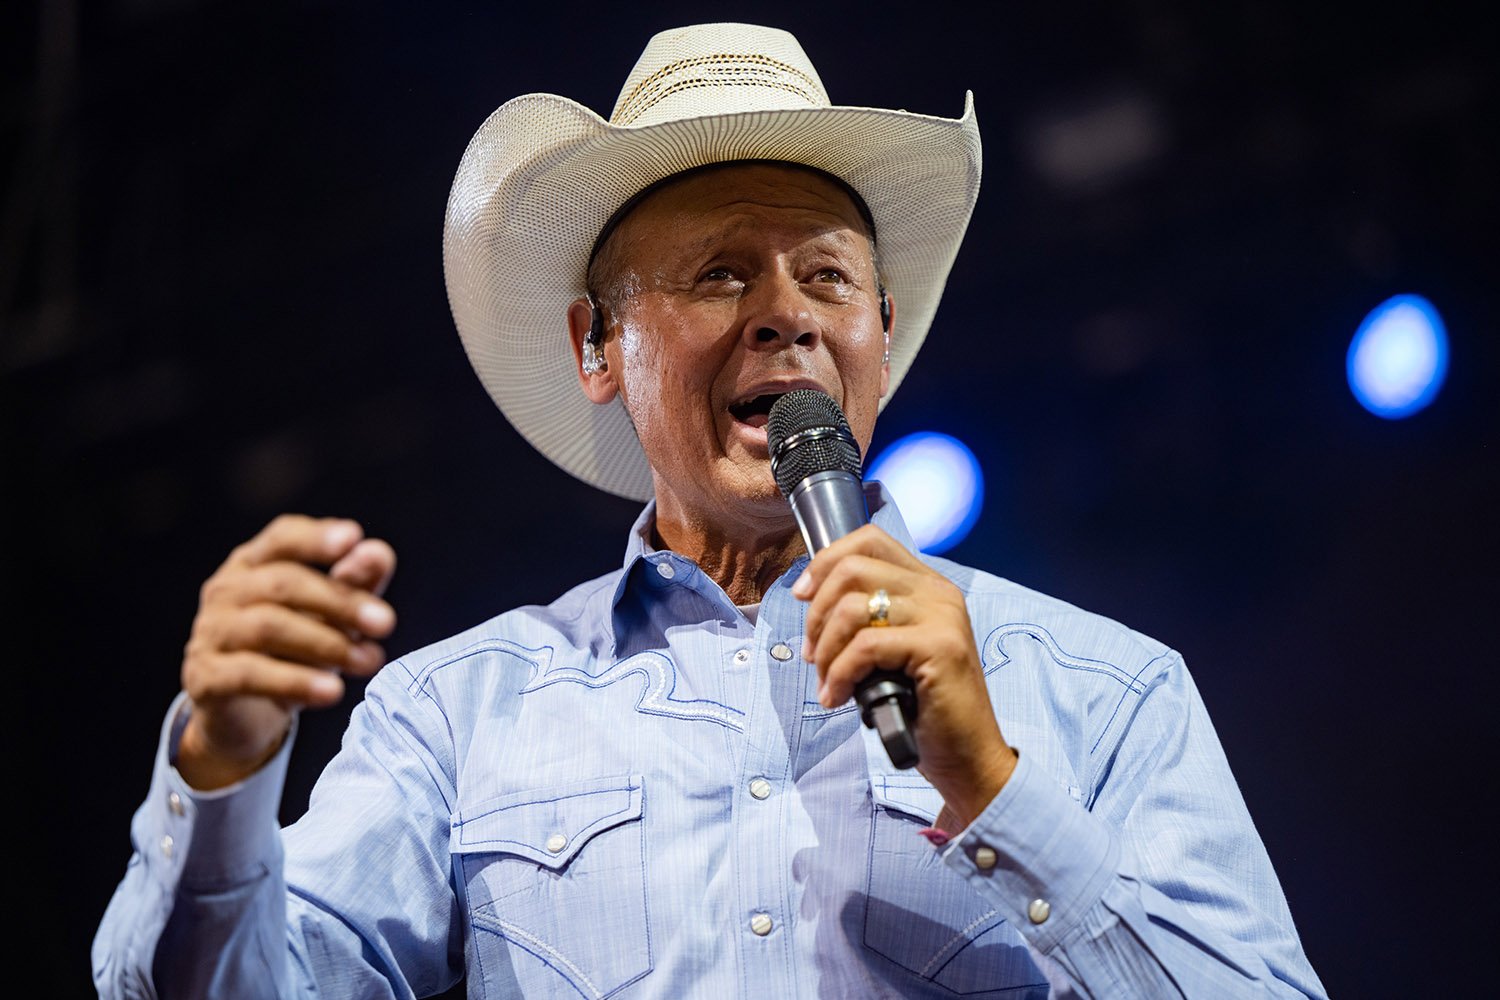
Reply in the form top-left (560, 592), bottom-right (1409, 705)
top-left (94, 22), bottom-right (1325, 998)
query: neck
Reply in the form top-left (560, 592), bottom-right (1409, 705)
top-left (650, 502), bottom-right (806, 606)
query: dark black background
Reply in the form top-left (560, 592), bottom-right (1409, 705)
top-left (4, 1), bottom-right (1495, 996)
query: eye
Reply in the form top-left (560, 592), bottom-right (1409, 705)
top-left (700, 266), bottom-right (736, 283)
top-left (810, 268), bottom-right (847, 284)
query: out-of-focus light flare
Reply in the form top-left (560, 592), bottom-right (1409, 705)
top-left (1347, 294), bottom-right (1449, 419)
top-left (865, 432), bottom-right (984, 554)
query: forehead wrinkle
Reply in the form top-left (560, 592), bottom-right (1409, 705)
top-left (694, 215), bottom-right (862, 253)
top-left (627, 167), bottom-right (874, 246)
top-left (593, 166), bottom-right (878, 300)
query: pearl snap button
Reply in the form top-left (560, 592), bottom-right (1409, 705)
top-left (655, 561), bottom-right (675, 580)
top-left (750, 913), bottom-right (773, 936)
top-left (769, 642), bottom-right (793, 661)
top-left (160, 835), bottom-right (174, 859)
top-left (748, 778), bottom-right (772, 800)
top-left (733, 649), bottom-right (750, 665)
top-left (1028, 898), bottom-right (1051, 924)
top-left (973, 845), bottom-right (997, 870)
top-left (545, 834), bottom-right (568, 854)
top-left (168, 791), bottom-right (185, 816)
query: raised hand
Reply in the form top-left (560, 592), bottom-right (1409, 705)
top-left (176, 515), bottom-right (397, 789)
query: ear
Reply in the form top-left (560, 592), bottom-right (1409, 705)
top-left (567, 297), bottom-right (618, 404)
top-left (878, 291), bottom-right (894, 398)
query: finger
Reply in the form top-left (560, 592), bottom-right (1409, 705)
top-left (229, 514), bottom-right (365, 570)
top-left (185, 649), bottom-right (348, 709)
top-left (198, 602), bottom-right (382, 672)
top-left (805, 588), bottom-right (905, 677)
top-left (202, 561), bottom-right (396, 640)
top-left (330, 537), bottom-right (398, 599)
top-left (817, 624), bottom-right (915, 708)
top-left (801, 552), bottom-right (919, 650)
top-left (343, 638), bottom-right (389, 678)
top-left (791, 523), bottom-right (924, 600)
top-left (819, 597), bottom-right (977, 708)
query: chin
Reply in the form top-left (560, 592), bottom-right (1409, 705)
top-left (714, 460), bottom-right (789, 510)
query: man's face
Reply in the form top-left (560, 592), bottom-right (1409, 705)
top-left (585, 163), bottom-right (890, 528)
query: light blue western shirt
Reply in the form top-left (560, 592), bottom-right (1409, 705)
top-left (93, 491), bottom-right (1325, 998)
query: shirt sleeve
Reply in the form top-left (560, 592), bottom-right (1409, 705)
top-left (91, 692), bottom-right (297, 999)
top-left (940, 655), bottom-right (1327, 998)
top-left (92, 669), bottom-right (465, 1000)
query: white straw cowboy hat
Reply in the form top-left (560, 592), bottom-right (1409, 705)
top-left (443, 22), bottom-right (982, 502)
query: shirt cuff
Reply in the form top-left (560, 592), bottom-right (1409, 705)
top-left (159, 692), bottom-right (296, 888)
top-left (939, 747), bottom-right (1120, 952)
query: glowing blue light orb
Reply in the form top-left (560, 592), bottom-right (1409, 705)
top-left (865, 432), bottom-right (984, 554)
top-left (1347, 294), bottom-right (1449, 419)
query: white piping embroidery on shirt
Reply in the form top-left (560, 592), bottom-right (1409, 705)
top-left (522, 651), bottom-right (746, 732)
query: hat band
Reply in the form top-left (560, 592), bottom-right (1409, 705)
top-left (612, 52), bottom-right (826, 126)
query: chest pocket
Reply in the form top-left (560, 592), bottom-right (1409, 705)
top-left (451, 775), bottom-right (651, 999)
top-left (865, 775), bottom-right (1046, 997)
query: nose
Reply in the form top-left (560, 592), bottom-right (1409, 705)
top-left (741, 272), bottom-right (821, 351)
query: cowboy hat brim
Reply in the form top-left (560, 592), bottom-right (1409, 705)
top-left (443, 91), bottom-right (981, 502)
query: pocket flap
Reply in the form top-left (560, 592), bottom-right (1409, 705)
top-left (451, 775), bottom-right (644, 870)
top-left (870, 774), bottom-right (943, 824)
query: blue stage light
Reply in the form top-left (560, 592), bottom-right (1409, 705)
top-left (865, 432), bottom-right (984, 554)
top-left (1347, 294), bottom-right (1449, 419)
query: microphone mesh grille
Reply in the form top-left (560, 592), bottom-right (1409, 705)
top-left (767, 390), bottom-right (863, 497)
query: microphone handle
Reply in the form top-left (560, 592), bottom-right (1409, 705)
top-left (787, 469), bottom-right (868, 552)
top-left (788, 471), bottom-right (920, 769)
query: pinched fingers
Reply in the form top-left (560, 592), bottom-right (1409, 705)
top-left (176, 516), bottom-right (397, 789)
top-left (184, 515), bottom-right (397, 718)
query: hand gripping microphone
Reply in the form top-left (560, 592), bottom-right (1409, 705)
top-left (767, 389), bottom-right (919, 769)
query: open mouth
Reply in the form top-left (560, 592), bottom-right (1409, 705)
top-left (728, 393), bottom-right (784, 429)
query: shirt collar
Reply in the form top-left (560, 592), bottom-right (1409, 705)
top-left (608, 481), bottom-right (919, 627)
top-left (619, 500), bottom-right (661, 573)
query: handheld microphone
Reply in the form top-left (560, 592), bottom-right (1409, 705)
top-left (767, 389), bottom-right (919, 770)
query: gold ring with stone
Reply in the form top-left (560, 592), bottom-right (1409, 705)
top-left (867, 588), bottom-right (891, 627)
